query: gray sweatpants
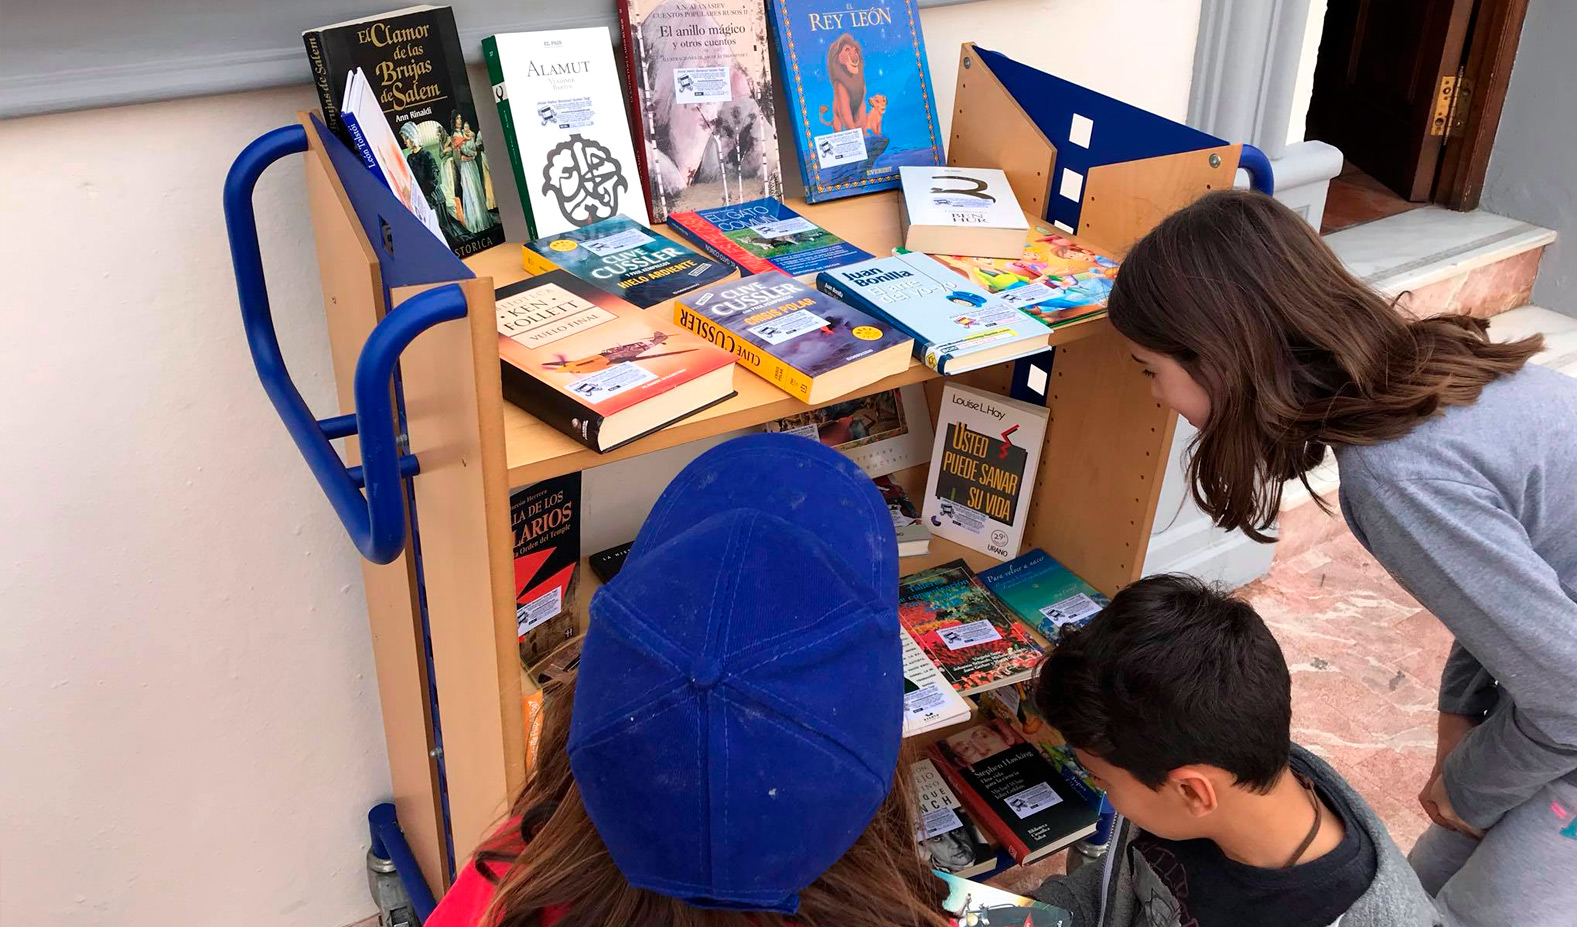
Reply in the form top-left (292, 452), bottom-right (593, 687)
top-left (1408, 778), bottom-right (1577, 926)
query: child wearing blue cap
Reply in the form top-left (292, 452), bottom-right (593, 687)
top-left (426, 434), bottom-right (952, 927)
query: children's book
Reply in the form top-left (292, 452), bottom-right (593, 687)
top-left (495, 270), bottom-right (738, 452)
top-left (899, 165), bottom-right (1030, 258)
top-left (923, 384), bottom-right (1048, 561)
top-left (618, 0), bottom-right (783, 222)
top-left (817, 252), bottom-right (1052, 375)
top-left (303, 5), bottom-right (506, 258)
top-left (877, 475), bottom-right (929, 557)
top-left (897, 559), bottom-right (1042, 695)
top-left (979, 549), bottom-right (1109, 645)
top-left (483, 27), bottom-right (650, 238)
top-left (767, 0), bottom-right (945, 203)
top-left (339, 67), bottom-right (446, 243)
top-left (667, 197), bottom-right (872, 276)
top-left (928, 720), bottom-right (1099, 865)
top-left (520, 216), bottom-right (734, 309)
top-left (510, 472), bottom-right (582, 669)
top-left (935, 870), bottom-right (1073, 926)
top-left (672, 271), bottom-right (912, 403)
top-left (912, 759), bottom-right (1000, 878)
top-left (900, 630), bottom-right (970, 737)
top-left (923, 224), bottom-right (1119, 328)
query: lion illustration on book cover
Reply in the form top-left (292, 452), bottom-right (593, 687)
top-left (819, 34), bottom-right (888, 135)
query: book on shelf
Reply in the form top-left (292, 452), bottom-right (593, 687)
top-left (928, 720), bottom-right (1099, 865)
top-left (495, 271), bottom-right (738, 453)
top-left (667, 197), bottom-right (872, 277)
top-left (923, 383), bottom-right (1048, 560)
top-left (899, 166), bottom-right (1030, 258)
top-left (979, 549), bottom-right (1110, 645)
top-left (520, 215), bottom-right (735, 310)
top-left (912, 758), bottom-right (1000, 879)
top-left (482, 27), bottom-right (650, 239)
top-left (303, 5), bottom-right (506, 258)
top-left (760, 385), bottom-right (933, 477)
top-left (510, 472), bottom-right (582, 669)
top-left (617, 0), bottom-right (783, 223)
top-left (900, 623), bottom-right (969, 737)
top-left (767, 0), bottom-right (944, 203)
top-left (817, 252), bottom-right (1052, 375)
top-left (975, 685), bottom-right (1110, 813)
top-left (588, 541), bottom-right (633, 584)
top-left (877, 475), bottom-right (930, 557)
top-left (339, 67), bottom-right (447, 243)
top-left (924, 223), bottom-right (1120, 328)
top-left (897, 559), bottom-right (1042, 696)
top-left (672, 271), bottom-right (912, 404)
top-left (935, 870), bottom-right (1073, 927)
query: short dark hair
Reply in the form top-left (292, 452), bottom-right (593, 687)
top-left (1034, 573), bottom-right (1291, 792)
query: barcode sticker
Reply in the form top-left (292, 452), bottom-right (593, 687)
top-left (904, 682), bottom-right (948, 716)
top-left (580, 226), bottom-right (654, 256)
top-left (565, 363), bottom-right (657, 405)
top-left (750, 216), bottom-right (817, 237)
top-left (516, 586), bottom-right (564, 637)
top-left (1040, 593), bottom-right (1103, 628)
top-left (939, 619), bottom-right (1003, 650)
top-left (1006, 782), bottom-right (1063, 819)
top-left (814, 127), bottom-right (868, 168)
top-left (747, 308), bottom-right (828, 345)
top-left (920, 806), bottom-right (965, 840)
top-left (673, 66), bottom-right (732, 104)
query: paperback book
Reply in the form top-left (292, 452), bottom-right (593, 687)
top-left (482, 27), bottom-right (650, 238)
top-left (979, 548), bottom-right (1109, 644)
top-left (817, 252), bottom-right (1051, 375)
top-left (900, 631), bottom-right (970, 737)
top-left (768, 0), bottom-right (945, 202)
top-left (520, 216), bottom-right (734, 309)
top-left (339, 67), bottom-right (446, 242)
top-left (975, 685), bottom-right (1109, 813)
top-left (672, 271), bottom-right (912, 403)
top-left (936, 871), bottom-right (1073, 927)
top-left (618, 0), bottom-right (783, 222)
top-left (667, 197), bottom-right (871, 276)
top-left (510, 472), bottom-right (582, 668)
top-left (899, 166), bottom-right (1030, 258)
top-left (923, 383), bottom-right (1048, 560)
top-left (912, 758), bottom-right (999, 878)
top-left (495, 271), bottom-right (738, 452)
top-left (588, 541), bottom-right (634, 583)
top-left (303, 5), bottom-right (506, 257)
top-left (876, 475), bottom-right (930, 557)
top-left (761, 384), bottom-right (933, 476)
top-left (925, 224), bottom-right (1119, 328)
top-left (897, 559), bottom-right (1042, 695)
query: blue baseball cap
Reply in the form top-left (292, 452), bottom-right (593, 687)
top-left (567, 433), bottom-right (902, 914)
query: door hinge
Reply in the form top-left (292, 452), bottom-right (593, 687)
top-left (1431, 72), bottom-right (1473, 138)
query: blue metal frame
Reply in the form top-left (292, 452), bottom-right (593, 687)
top-left (223, 124), bottom-right (467, 564)
top-left (1237, 143), bottom-right (1275, 195)
top-left (369, 802), bottom-right (439, 921)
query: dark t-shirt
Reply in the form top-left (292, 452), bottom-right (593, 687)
top-left (1128, 759), bottom-right (1377, 927)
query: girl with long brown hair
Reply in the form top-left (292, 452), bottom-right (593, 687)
top-left (1107, 189), bottom-right (1577, 927)
top-left (424, 434), bottom-right (950, 927)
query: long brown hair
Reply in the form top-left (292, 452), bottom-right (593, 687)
top-left (1109, 189), bottom-right (1542, 542)
top-left (473, 670), bottom-right (949, 927)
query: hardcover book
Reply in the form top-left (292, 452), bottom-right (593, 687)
top-left (510, 472), bottom-right (582, 668)
top-left (901, 630), bottom-right (970, 737)
top-left (767, 0), bottom-right (944, 202)
top-left (897, 559), bottom-right (1042, 695)
top-left (303, 5), bottom-right (506, 258)
top-left (928, 720), bottom-right (1099, 865)
top-left (483, 27), bottom-right (650, 239)
top-left (936, 871), bottom-right (1073, 927)
top-left (923, 383), bottom-right (1048, 560)
top-left (618, 0), bottom-right (784, 222)
top-left (520, 216), bottom-right (734, 309)
top-left (876, 474), bottom-right (930, 557)
top-left (672, 271), bottom-right (912, 403)
top-left (817, 252), bottom-right (1052, 374)
top-left (925, 224), bottom-right (1120, 328)
top-left (912, 758), bottom-right (999, 878)
top-left (667, 197), bottom-right (871, 276)
top-left (899, 166), bottom-right (1030, 258)
top-left (975, 685), bottom-right (1110, 813)
top-left (979, 548), bottom-right (1109, 645)
top-left (495, 270), bottom-right (738, 452)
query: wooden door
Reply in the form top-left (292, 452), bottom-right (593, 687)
top-left (1306, 0), bottom-right (1476, 201)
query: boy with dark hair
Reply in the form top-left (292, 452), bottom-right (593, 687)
top-left (1031, 574), bottom-right (1443, 927)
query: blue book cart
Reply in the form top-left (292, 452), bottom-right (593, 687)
top-left (224, 46), bottom-right (1268, 904)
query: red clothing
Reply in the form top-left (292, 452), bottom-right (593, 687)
top-left (425, 828), bottom-right (568, 927)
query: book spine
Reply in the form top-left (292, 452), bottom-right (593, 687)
top-left (340, 111), bottom-right (387, 187)
top-left (926, 746), bottom-right (1033, 864)
top-left (302, 31), bottom-right (343, 140)
top-left (483, 36), bottom-right (540, 241)
top-left (765, 5), bottom-right (819, 203)
top-left (667, 215), bottom-right (762, 275)
top-left (520, 247), bottom-right (561, 276)
top-left (616, 0), bottom-right (660, 223)
top-left (814, 274), bottom-right (934, 369)
top-left (499, 363), bottom-right (605, 452)
top-left (673, 303), bottom-right (813, 401)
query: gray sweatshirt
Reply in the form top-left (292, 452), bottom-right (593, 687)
top-left (1336, 363), bottom-right (1577, 830)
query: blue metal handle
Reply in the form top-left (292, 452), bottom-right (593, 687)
top-left (224, 125), bottom-right (468, 564)
top-left (369, 802), bottom-right (439, 920)
top-left (1238, 143), bottom-right (1275, 195)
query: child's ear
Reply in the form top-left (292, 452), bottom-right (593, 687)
top-left (1166, 766), bottom-right (1220, 817)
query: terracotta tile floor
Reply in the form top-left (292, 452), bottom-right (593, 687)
top-left (1321, 163), bottom-right (1424, 235)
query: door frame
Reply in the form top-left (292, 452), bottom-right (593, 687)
top-left (1432, 0), bottom-right (1531, 209)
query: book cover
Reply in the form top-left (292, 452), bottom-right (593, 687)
top-left (818, 253), bottom-right (1051, 374)
top-left (912, 759), bottom-right (999, 878)
top-left (767, 0), bottom-right (944, 203)
top-left (521, 216), bottom-right (734, 309)
top-left (303, 5), bottom-right (506, 258)
top-left (935, 870), bottom-right (1073, 926)
top-left (618, 0), bottom-right (783, 223)
top-left (974, 685), bottom-right (1109, 813)
top-left (667, 197), bottom-right (871, 276)
top-left (673, 271), bottom-right (911, 403)
top-left (922, 383), bottom-right (1048, 560)
top-left (588, 541), bottom-right (634, 584)
top-left (897, 559), bottom-right (1042, 695)
top-left (900, 626), bottom-right (969, 738)
top-left (510, 472), bottom-right (582, 668)
top-left (923, 225), bottom-right (1120, 328)
top-left (341, 67), bottom-right (447, 243)
top-left (495, 270), bottom-right (738, 452)
top-left (483, 28), bottom-right (650, 239)
top-left (899, 166), bottom-right (1030, 257)
top-left (929, 720), bottom-right (1099, 864)
top-left (761, 384), bottom-right (933, 476)
top-left (876, 474), bottom-right (929, 557)
top-left (978, 548), bottom-right (1109, 645)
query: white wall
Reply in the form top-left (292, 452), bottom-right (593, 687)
top-left (0, 2), bottom-right (1199, 923)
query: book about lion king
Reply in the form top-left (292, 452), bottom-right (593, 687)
top-left (768, 0), bottom-right (944, 203)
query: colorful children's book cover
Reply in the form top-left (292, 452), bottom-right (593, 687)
top-left (912, 758), bottom-right (999, 878)
top-left (924, 225), bottom-right (1120, 327)
top-left (510, 472), bottom-right (582, 669)
top-left (618, 0), bottom-right (783, 222)
top-left (978, 548), bottom-right (1109, 644)
top-left (521, 216), bottom-right (734, 308)
top-left (922, 384), bottom-right (1048, 561)
top-left (897, 559), bottom-right (1042, 695)
top-left (768, 0), bottom-right (944, 202)
top-left (935, 871), bottom-right (1072, 926)
top-left (667, 197), bottom-right (872, 276)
